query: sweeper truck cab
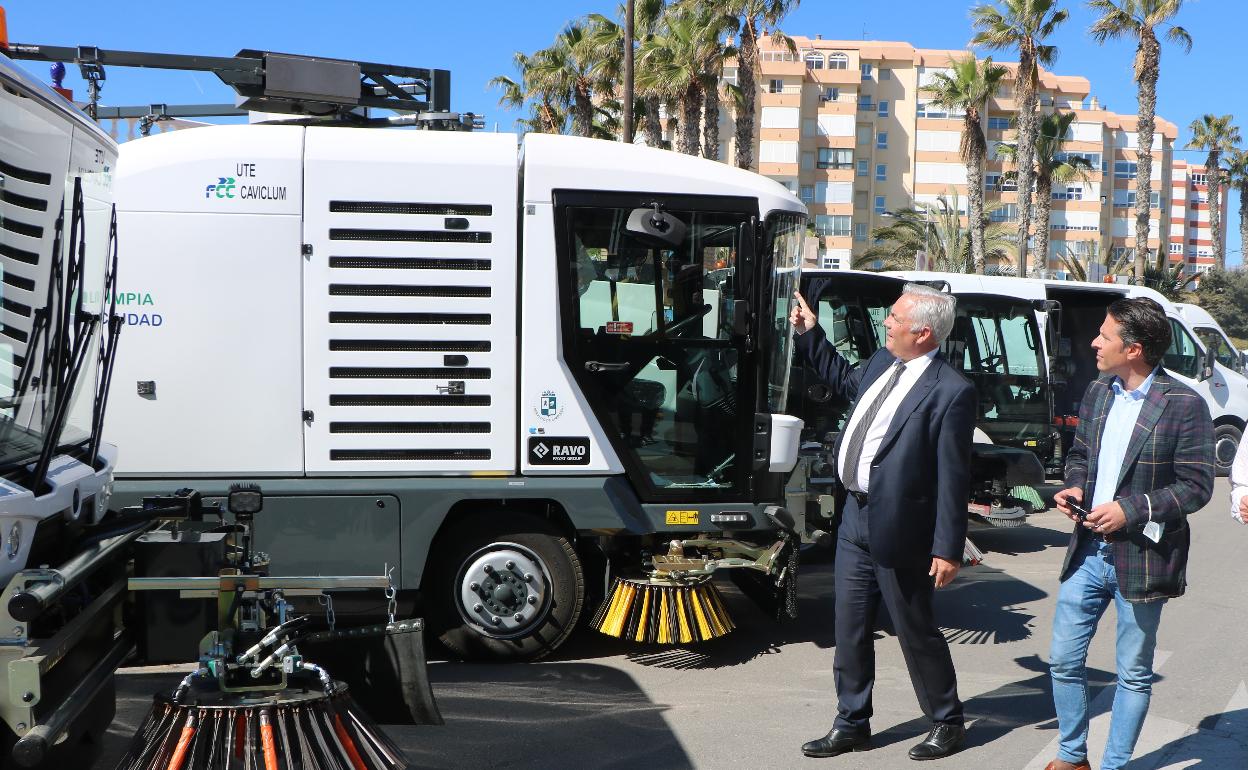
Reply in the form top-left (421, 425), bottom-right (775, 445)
top-left (104, 124), bottom-right (808, 659)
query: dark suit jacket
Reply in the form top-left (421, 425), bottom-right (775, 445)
top-left (1062, 370), bottom-right (1215, 602)
top-left (797, 325), bottom-right (976, 569)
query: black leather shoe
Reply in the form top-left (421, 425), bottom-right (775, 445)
top-left (908, 723), bottom-right (966, 760)
top-left (801, 728), bottom-right (871, 758)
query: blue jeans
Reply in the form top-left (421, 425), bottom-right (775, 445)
top-left (1050, 540), bottom-right (1166, 770)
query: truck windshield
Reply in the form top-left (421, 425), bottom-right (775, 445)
top-left (954, 297), bottom-right (1049, 444)
top-left (763, 213), bottom-right (805, 413)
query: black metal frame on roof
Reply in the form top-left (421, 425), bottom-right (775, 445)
top-left (4, 42), bottom-right (452, 119)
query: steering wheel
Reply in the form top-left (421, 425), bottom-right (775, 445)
top-left (663, 303), bottom-right (712, 337)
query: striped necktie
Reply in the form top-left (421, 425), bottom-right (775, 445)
top-left (841, 360), bottom-right (906, 493)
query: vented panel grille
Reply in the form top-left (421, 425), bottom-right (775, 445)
top-left (1, 189), bottom-right (48, 211)
top-left (329, 228), bottom-right (491, 244)
top-left (329, 367), bottom-right (491, 379)
top-left (0, 217), bottom-right (42, 239)
top-left (330, 201), bottom-right (492, 216)
top-left (329, 339), bottom-right (491, 353)
top-left (0, 159), bottom-right (52, 186)
top-left (2, 273), bottom-right (36, 292)
top-left (0, 148), bottom-right (57, 373)
top-left (0, 243), bottom-right (40, 265)
top-left (3, 298), bottom-right (32, 317)
top-left (304, 133), bottom-right (518, 473)
top-left (329, 284), bottom-right (491, 298)
top-left (330, 448), bottom-right (491, 462)
top-left (328, 256), bottom-right (491, 271)
top-left (330, 421), bottom-right (490, 434)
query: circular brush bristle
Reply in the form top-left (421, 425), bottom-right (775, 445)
top-left (591, 577), bottom-right (734, 644)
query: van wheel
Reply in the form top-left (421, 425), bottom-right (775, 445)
top-left (1214, 424), bottom-right (1241, 477)
top-left (429, 513), bottom-right (583, 661)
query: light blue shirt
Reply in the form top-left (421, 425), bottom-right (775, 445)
top-left (1089, 367), bottom-right (1159, 548)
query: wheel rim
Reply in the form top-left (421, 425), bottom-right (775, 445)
top-left (1216, 435), bottom-right (1239, 467)
top-left (453, 542), bottom-right (552, 640)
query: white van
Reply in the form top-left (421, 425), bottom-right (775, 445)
top-left (1175, 303), bottom-right (1246, 376)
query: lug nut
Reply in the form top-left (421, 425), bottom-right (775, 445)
top-left (472, 603), bottom-right (484, 613)
top-left (527, 596), bottom-right (538, 605)
top-left (514, 613), bottom-right (524, 622)
top-left (523, 573), bottom-right (534, 583)
top-left (469, 582), bottom-right (479, 591)
top-left (491, 616), bottom-right (502, 625)
top-left (505, 560), bottom-right (515, 570)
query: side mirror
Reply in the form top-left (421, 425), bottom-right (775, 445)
top-left (1200, 344), bottom-right (1217, 381)
top-left (625, 206), bottom-right (687, 249)
top-left (730, 299), bottom-right (750, 336)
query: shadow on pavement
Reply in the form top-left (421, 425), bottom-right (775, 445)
top-left (934, 566), bottom-right (1047, 645)
top-left (1128, 707), bottom-right (1248, 769)
top-left (867, 655), bottom-right (1116, 752)
top-left (969, 519), bottom-right (1073, 556)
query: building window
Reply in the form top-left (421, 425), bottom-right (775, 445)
top-left (858, 95), bottom-right (874, 111)
top-left (1113, 190), bottom-right (1160, 208)
top-left (855, 190), bottom-right (869, 209)
top-left (1191, 173), bottom-right (1207, 185)
top-left (1114, 161), bottom-right (1138, 179)
top-left (988, 117), bottom-right (1011, 130)
top-left (876, 131), bottom-right (888, 149)
top-left (874, 195), bottom-right (886, 214)
top-left (721, 67), bottom-right (738, 86)
top-left (818, 147), bottom-right (854, 170)
top-left (879, 67), bottom-right (892, 81)
top-left (1169, 243), bottom-right (1182, 254)
top-left (856, 125), bottom-right (872, 145)
top-left (1056, 151), bottom-right (1102, 169)
top-left (769, 79), bottom-right (784, 94)
top-left (861, 62), bottom-right (874, 80)
top-left (821, 87), bottom-right (841, 102)
top-left (857, 159), bottom-right (869, 177)
top-left (829, 52), bottom-right (849, 70)
top-left (877, 100), bottom-right (889, 118)
top-left (815, 214), bottom-right (852, 237)
top-left (875, 164), bottom-right (887, 181)
top-left (989, 204), bottom-right (1019, 222)
top-left (854, 222), bottom-right (868, 242)
top-left (805, 51), bottom-right (825, 70)
top-left (985, 173), bottom-right (1017, 192)
top-left (1052, 184), bottom-right (1084, 201)
top-left (801, 151), bottom-right (815, 170)
top-left (800, 185), bottom-right (815, 203)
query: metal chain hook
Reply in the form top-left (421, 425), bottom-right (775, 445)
top-left (384, 563), bottom-right (397, 625)
top-left (318, 592), bottom-right (335, 632)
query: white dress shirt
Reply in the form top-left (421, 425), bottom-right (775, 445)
top-left (838, 348), bottom-right (938, 494)
top-left (1231, 437), bottom-right (1248, 524)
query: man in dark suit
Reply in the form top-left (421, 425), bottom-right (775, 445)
top-left (1046, 298), bottom-right (1214, 770)
top-left (791, 284), bottom-right (976, 760)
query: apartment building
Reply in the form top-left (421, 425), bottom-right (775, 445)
top-left (717, 36), bottom-right (1179, 273)
top-left (1169, 160), bottom-right (1229, 276)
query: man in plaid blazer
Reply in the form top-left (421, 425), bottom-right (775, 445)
top-left (1046, 298), bottom-right (1215, 770)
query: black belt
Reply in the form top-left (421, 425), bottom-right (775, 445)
top-left (847, 489), bottom-right (868, 506)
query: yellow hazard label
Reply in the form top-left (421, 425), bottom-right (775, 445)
top-left (1024, 440), bottom-right (1038, 447)
top-left (665, 510), bottom-right (699, 525)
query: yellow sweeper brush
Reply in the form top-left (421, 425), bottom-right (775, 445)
top-left (591, 575), bottom-right (735, 644)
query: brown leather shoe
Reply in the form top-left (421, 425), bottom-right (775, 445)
top-left (1043, 760), bottom-right (1091, 770)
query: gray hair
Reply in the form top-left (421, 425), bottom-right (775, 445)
top-left (902, 283), bottom-right (957, 344)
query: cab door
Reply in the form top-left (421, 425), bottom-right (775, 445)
top-left (554, 192), bottom-right (761, 502)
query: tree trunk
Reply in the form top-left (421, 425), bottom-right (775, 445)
top-left (702, 80), bottom-right (720, 160)
top-left (1240, 181), bottom-right (1248, 269)
top-left (734, 21), bottom-right (758, 169)
top-left (573, 82), bottom-right (594, 138)
top-left (1035, 172), bottom-right (1053, 275)
top-left (1208, 149), bottom-right (1224, 271)
top-left (679, 83), bottom-right (702, 155)
top-left (1133, 31), bottom-right (1160, 284)
top-left (964, 111), bottom-right (987, 275)
top-left (1014, 47), bottom-right (1038, 277)
top-left (643, 96), bottom-right (667, 149)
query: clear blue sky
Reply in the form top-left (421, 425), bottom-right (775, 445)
top-left (5, 0), bottom-right (1243, 263)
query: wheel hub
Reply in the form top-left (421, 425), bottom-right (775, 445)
top-left (1216, 436), bottom-right (1238, 466)
top-left (456, 543), bottom-right (550, 639)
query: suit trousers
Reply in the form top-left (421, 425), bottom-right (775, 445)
top-left (833, 495), bottom-right (964, 731)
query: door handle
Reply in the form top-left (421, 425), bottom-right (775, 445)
top-left (585, 361), bottom-right (630, 373)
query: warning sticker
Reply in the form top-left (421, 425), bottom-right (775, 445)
top-left (606, 321), bottom-right (634, 335)
top-left (665, 510), bottom-right (699, 526)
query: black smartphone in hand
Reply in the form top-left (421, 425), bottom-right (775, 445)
top-left (1067, 501), bottom-right (1091, 522)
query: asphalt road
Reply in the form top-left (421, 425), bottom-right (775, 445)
top-left (102, 479), bottom-right (1248, 769)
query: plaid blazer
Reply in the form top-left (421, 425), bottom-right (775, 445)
top-left (1061, 369), bottom-right (1215, 602)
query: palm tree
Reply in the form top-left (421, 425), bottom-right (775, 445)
top-left (1225, 149), bottom-right (1248, 267)
top-left (526, 23), bottom-right (610, 138)
top-left (997, 111), bottom-right (1095, 273)
top-left (1058, 241), bottom-right (1133, 281)
top-left (924, 55), bottom-right (1009, 274)
top-left (488, 52), bottom-right (566, 134)
top-left (971, 0), bottom-right (1070, 277)
top-left (855, 192), bottom-right (1016, 272)
top-left (729, 1), bottom-right (800, 169)
top-left (1088, 0), bottom-right (1192, 283)
top-left (586, 1), bottom-right (671, 147)
top-left (1185, 114), bottom-right (1240, 271)
top-left (1143, 246), bottom-right (1199, 299)
top-left (638, 4), bottom-right (731, 155)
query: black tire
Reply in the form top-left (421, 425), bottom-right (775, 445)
top-left (428, 513), bottom-right (583, 661)
top-left (1214, 423), bottom-right (1242, 477)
